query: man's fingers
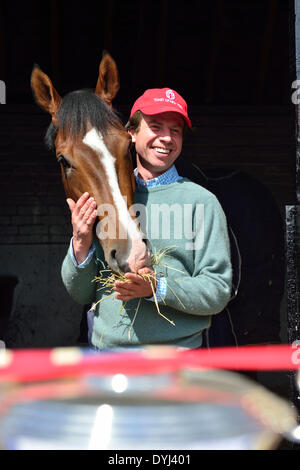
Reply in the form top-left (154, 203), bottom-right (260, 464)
top-left (71, 194), bottom-right (97, 225)
top-left (86, 209), bottom-right (98, 226)
top-left (137, 267), bottom-right (155, 277)
top-left (80, 197), bottom-right (97, 218)
top-left (124, 273), bottom-right (142, 282)
top-left (115, 293), bottom-right (132, 301)
top-left (114, 280), bottom-right (133, 292)
top-left (114, 289), bottom-right (132, 298)
top-left (73, 192), bottom-right (90, 216)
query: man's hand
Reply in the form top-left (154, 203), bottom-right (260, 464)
top-left (66, 192), bottom-right (97, 264)
top-left (114, 267), bottom-right (157, 301)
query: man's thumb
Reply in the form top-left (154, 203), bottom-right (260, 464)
top-left (66, 198), bottom-right (75, 212)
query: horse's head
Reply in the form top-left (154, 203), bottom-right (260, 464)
top-left (31, 53), bottom-right (151, 274)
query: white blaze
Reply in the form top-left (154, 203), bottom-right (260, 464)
top-left (83, 128), bottom-right (141, 241)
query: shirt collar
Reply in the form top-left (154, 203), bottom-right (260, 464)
top-left (134, 165), bottom-right (182, 188)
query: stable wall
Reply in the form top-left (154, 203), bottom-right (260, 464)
top-left (2, 245), bottom-right (82, 348)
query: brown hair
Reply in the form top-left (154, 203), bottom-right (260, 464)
top-left (125, 110), bottom-right (190, 139)
top-left (125, 110), bottom-right (143, 133)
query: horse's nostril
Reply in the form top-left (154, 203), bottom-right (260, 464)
top-left (142, 238), bottom-right (152, 254)
top-left (109, 248), bottom-right (130, 273)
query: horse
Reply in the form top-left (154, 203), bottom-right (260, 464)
top-left (31, 52), bottom-right (151, 274)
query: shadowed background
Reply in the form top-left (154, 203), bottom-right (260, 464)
top-left (0, 1), bottom-right (296, 358)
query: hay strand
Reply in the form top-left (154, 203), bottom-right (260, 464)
top-left (128, 297), bottom-right (141, 340)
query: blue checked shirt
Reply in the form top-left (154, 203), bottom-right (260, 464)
top-left (134, 165), bottom-right (182, 188)
top-left (70, 165), bottom-right (182, 302)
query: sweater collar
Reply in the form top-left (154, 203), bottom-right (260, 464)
top-left (134, 165), bottom-right (182, 188)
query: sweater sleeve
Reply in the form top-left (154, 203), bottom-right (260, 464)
top-left (160, 196), bottom-right (232, 316)
top-left (61, 241), bottom-right (99, 306)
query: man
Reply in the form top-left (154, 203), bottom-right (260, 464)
top-left (61, 88), bottom-right (232, 350)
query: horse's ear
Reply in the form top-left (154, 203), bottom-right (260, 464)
top-left (31, 64), bottom-right (61, 119)
top-left (95, 52), bottom-right (120, 107)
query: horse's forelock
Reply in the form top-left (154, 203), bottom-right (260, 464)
top-left (57, 90), bottom-right (121, 140)
top-left (44, 90), bottom-right (123, 150)
top-left (45, 122), bottom-right (57, 151)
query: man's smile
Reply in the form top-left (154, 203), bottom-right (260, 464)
top-left (152, 147), bottom-right (171, 155)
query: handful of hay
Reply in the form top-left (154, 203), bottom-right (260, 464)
top-left (92, 247), bottom-right (185, 338)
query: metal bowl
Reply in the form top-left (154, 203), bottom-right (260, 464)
top-left (0, 353), bottom-right (297, 450)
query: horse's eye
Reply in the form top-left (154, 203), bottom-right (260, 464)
top-left (57, 155), bottom-right (72, 169)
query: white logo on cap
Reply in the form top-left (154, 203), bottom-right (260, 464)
top-left (166, 90), bottom-right (175, 100)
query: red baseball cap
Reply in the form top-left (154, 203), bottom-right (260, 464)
top-left (130, 88), bottom-right (192, 128)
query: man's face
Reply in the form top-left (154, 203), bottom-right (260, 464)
top-left (129, 112), bottom-right (184, 177)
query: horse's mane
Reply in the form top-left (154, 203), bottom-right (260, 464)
top-left (45, 89), bottom-right (123, 150)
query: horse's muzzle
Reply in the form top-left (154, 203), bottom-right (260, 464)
top-left (109, 237), bottom-right (152, 274)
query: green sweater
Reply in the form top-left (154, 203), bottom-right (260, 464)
top-left (61, 178), bottom-right (232, 349)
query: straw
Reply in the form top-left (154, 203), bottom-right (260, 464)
top-left (92, 247), bottom-right (185, 335)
